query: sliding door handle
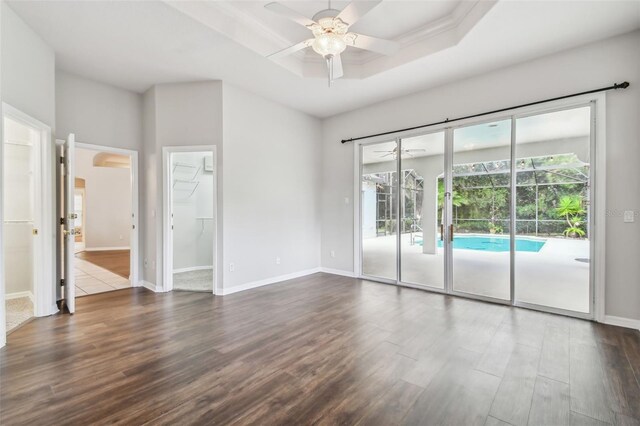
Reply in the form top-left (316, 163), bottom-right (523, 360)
top-left (440, 224), bottom-right (444, 241)
top-left (449, 224), bottom-right (454, 242)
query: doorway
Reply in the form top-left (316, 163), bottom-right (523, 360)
top-left (1, 104), bottom-right (56, 342)
top-left (71, 145), bottom-right (138, 297)
top-left (163, 146), bottom-right (217, 293)
top-left (56, 139), bottom-right (139, 314)
top-left (357, 100), bottom-right (601, 319)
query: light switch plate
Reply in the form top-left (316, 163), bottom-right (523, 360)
top-left (624, 210), bottom-right (635, 223)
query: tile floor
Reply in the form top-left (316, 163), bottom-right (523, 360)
top-left (75, 258), bottom-right (131, 296)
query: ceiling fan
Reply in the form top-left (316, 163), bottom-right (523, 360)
top-left (265, 0), bottom-right (399, 85)
top-left (374, 147), bottom-right (426, 158)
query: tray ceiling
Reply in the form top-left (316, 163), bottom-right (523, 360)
top-left (166, 1), bottom-right (496, 79)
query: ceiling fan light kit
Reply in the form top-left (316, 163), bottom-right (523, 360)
top-left (265, 1), bottom-right (399, 87)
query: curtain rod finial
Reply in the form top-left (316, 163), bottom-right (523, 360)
top-left (615, 81), bottom-right (630, 89)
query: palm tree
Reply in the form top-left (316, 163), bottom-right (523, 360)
top-left (555, 195), bottom-right (586, 238)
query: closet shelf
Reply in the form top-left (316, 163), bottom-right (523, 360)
top-left (196, 217), bottom-right (213, 233)
top-left (173, 162), bottom-right (201, 181)
top-left (173, 179), bottom-right (199, 199)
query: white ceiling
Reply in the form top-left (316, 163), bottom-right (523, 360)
top-left (7, 1), bottom-right (640, 118)
top-left (166, 1), bottom-right (493, 79)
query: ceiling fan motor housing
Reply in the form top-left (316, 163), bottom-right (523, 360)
top-left (311, 8), bottom-right (342, 23)
top-left (309, 9), bottom-right (349, 58)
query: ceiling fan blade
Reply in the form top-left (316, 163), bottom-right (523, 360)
top-left (346, 33), bottom-right (399, 56)
top-left (264, 3), bottom-right (317, 28)
top-left (331, 54), bottom-right (344, 79)
top-left (268, 39), bottom-right (313, 59)
top-left (337, 1), bottom-right (382, 27)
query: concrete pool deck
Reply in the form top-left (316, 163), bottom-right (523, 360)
top-left (362, 234), bottom-right (590, 313)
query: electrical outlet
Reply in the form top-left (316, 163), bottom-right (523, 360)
top-left (229, 263), bottom-right (235, 272)
top-left (624, 210), bottom-right (635, 223)
top-left (330, 250), bottom-right (336, 258)
top-left (276, 257), bottom-right (281, 265)
top-left (119, 234), bottom-right (124, 240)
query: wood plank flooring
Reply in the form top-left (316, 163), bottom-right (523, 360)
top-left (76, 249), bottom-right (130, 278)
top-left (1, 273), bottom-right (639, 425)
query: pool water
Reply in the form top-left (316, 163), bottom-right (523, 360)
top-left (431, 235), bottom-right (546, 252)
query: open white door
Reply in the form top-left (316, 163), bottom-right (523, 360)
top-left (61, 134), bottom-right (76, 313)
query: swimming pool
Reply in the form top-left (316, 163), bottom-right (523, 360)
top-left (432, 235), bottom-right (546, 252)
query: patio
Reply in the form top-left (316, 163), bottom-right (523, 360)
top-left (363, 233), bottom-right (590, 313)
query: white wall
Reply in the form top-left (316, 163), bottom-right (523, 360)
top-left (321, 30), bottom-right (640, 321)
top-left (141, 87), bottom-right (157, 285)
top-left (1, 2), bottom-right (54, 127)
top-left (75, 148), bottom-right (131, 250)
top-left (55, 71), bottom-right (143, 151)
top-left (222, 84), bottom-right (322, 289)
top-left (1, 2), bottom-right (56, 346)
top-left (142, 81), bottom-right (223, 289)
top-left (171, 151), bottom-right (214, 271)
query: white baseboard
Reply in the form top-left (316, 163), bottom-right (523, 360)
top-left (6, 291), bottom-right (34, 302)
top-left (173, 265), bottom-right (213, 274)
top-left (602, 315), bottom-right (640, 331)
top-left (85, 246), bottom-right (130, 252)
top-left (221, 267), bottom-right (322, 296)
top-left (139, 280), bottom-right (162, 293)
top-left (319, 267), bottom-right (357, 278)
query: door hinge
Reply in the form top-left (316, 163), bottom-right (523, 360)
top-left (60, 218), bottom-right (66, 225)
top-left (60, 279), bottom-right (65, 287)
top-left (60, 157), bottom-right (65, 165)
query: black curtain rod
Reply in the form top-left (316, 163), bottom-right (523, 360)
top-left (340, 81), bottom-right (630, 144)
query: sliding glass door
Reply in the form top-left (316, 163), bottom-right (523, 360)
top-left (451, 120), bottom-right (512, 301)
top-left (358, 103), bottom-right (594, 317)
top-left (360, 141), bottom-right (398, 281)
top-left (399, 132), bottom-right (445, 289)
top-left (514, 106), bottom-right (592, 313)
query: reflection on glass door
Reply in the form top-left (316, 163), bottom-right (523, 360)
top-left (451, 120), bottom-right (512, 300)
top-left (515, 106), bottom-right (591, 313)
top-left (399, 132), bottom-right (445, 289)
top-left (361, 141), bottom-right (398, 281)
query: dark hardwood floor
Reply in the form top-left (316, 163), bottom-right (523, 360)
top-left (76, 249), bottom-right (130, 278)
top-left (1, 273), bottom-right (639, 425)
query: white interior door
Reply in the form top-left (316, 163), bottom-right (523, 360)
top-left (62, 134), bottom-right (76, 313)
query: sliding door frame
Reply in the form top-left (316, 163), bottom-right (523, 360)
top-left (354, 93), bottom-right (605, 321)
top-left (356, 139), bottom-right (400, 287)
top-left (509, 100), bottom-right (600, 320)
